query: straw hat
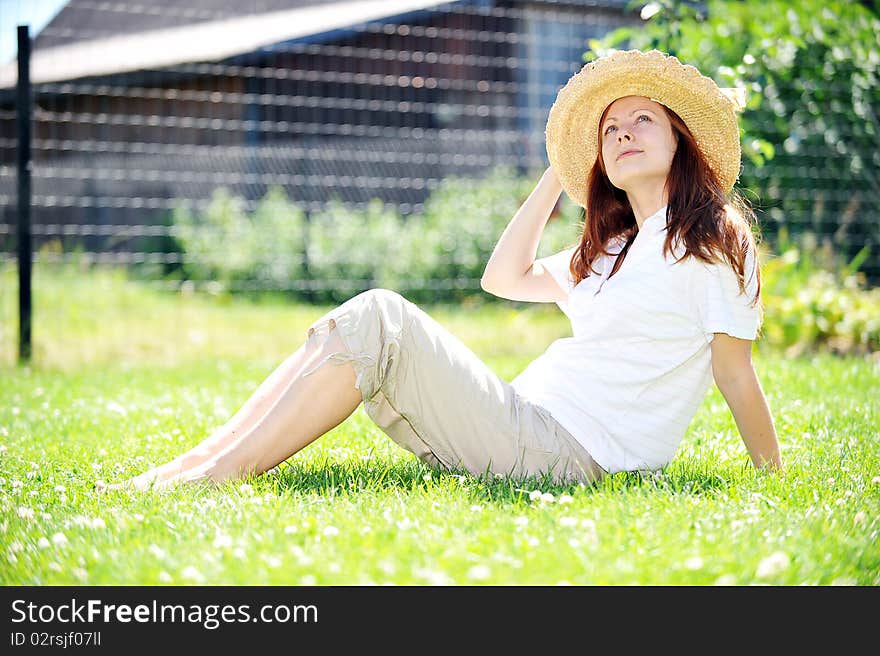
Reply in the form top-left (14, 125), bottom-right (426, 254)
top-left (545, 49), bottom-right (746, 207)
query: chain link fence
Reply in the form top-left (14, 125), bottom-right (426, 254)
top-left (1, 0), bottom-right (877, 331)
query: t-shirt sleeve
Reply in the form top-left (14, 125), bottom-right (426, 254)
top-left (534, 246), bottom-right (577, 299)
top-left (695, 247), bottom-right (762, 342)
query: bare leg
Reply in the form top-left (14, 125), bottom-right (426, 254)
top-left (153, 328), bottom-right (362, 489)
top-left (125, 339), bottom-right (322, 488)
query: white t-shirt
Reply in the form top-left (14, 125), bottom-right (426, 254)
top-left (510, 204), bottom-right (761, 474)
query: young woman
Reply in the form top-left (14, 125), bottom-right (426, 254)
top-left (103, 49), bottom-right (781, 492)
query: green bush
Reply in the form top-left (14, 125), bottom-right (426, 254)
top-left (589, 0), bottom-right (880, 283)
top-left (760, 230), bottom-right (879, 355)
top-left (172, 186), bottom-right (307, 293)
top-left (167, 174), bottom-right (879, 356)
top-left (307, 198), bottom-right (407, 305)
top-left (400, 167), bottom-right (581, 304)
top-left (169, 168), bottom-right (582, 305)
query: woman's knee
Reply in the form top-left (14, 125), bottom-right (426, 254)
top-left (359, 288), bottom-right (407, 308)
top-left (357, 288), bottom-right (416, 325)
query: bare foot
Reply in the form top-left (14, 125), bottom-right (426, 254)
top-left (118, 446), bottom-right (217, 490)
top-left (106, 460), bottom-right (191, 492)
top-left (95, 476), bottom-right (205, 493)
top-left (94, 477), bottom-right (152, 493)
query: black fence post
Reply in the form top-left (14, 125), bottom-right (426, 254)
top-left (16, 25), bottom-right (32, 364)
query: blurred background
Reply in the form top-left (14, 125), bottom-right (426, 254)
top-left (1, 0), bottom-right (878, 365)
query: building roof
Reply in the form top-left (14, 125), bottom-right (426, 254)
top-left (0, 0), bottom-right (455, 89)
top-left (31, 1), bottom-right (346, 50)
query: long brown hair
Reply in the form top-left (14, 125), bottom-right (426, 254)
top-left (568, 104), bottom-right (762, 310)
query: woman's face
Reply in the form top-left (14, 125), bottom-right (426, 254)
top-left (599, 95), bottom-right (678, 192)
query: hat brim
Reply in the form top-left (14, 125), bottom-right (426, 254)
top-left (546, 49), bottom-right (742, 207)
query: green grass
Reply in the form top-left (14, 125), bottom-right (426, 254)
top-left (1, 264), bottom-right (878, 585)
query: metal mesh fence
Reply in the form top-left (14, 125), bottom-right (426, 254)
top-left (1, 0), bottom-right (878, 303)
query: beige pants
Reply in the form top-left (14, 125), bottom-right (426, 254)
top-left (302, 289), bottom-right (606, 485)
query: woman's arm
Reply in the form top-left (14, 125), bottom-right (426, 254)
top-left (481, 166), bottom-right (563, 288)
top-left (710, 333), bottom-right (783, 472)
top-left (716, 369), bottom-right (782, 472)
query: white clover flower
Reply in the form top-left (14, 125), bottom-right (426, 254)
top-left (9, 541), bottom-right (23, 553)
top-left (413, 568), bottom-right (451, 585)
top-left (181, 566), bottom-right (204, 582)
top-left (853, 511), bottom-right (867, 526)
top-left (265, 555), bottom-right (282, 568)
top-left (529, 490), bottom-right (542, 501)
top-left (11, 480), bottom-right (23, 489)
top-left (37, 537), bottom-right (51, 549)
top-left (26, 471), bottom-right (37, 480)
top-left (51, 532), bottom-right (67, 546)
top-left (469, 505), bottom-right (483, 513)
top-left (238, 483), bottom-right (254, 495)
top-left (756, 552), bottom-right (790, 579)
top-left (714, 574), bottom-right (737, 586)
top-left (213, 534), bottom-right (233, 549)
top-left (158, 571), bottom-right (172, 583)
top-left (514, 516), bottom-right (529, 527)
top-left (580, 518), bottom-right (597, 531)
top-left (90, 517), bottom-right (106, 530)
top-left (559, 516), bottom-right (578, 528)
top-left (16, 507), bottom-right (34, 520)
top-left (72, 567), bottom-right (88, 581)
top-left (300, 574), bottom-right (317, 586)
top-left (540, 492), bottom-right (555, 504)
top-left (54, 485), bottom-right (65, 493)
top-left (48, 562), bottom-right (62, 572)
top-left (147, 544), bottom-right (167, 560)
top-left (685, 556), bottom-right (704, 570)
top-left (0, 445), bottom-right (7, 453)
top-left (323, 526), bottom-right (339, 537)
top-left (395, 518), bottom-right (414, 530)
top-left (283, 525), bottom-right (298, 534)
top-left (466, 565), bottom-right (491, 581)
top-left (558, 495), bottom-right (574, 504)
top-left (871, 476), bottom-right (880, 485)
top-left (105, 401), bottom-right (127, 416)
top-left (232, 548), bottom-right (247, 560)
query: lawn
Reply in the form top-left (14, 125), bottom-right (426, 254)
top-left (1, 264), bottom-right (878, 585)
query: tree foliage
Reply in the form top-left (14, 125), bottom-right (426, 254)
top-left (591, 0), bottom-right (880, 282)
